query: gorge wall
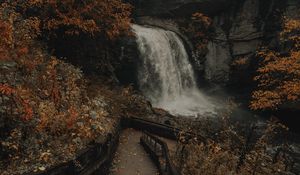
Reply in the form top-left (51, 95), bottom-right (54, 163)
top-left (122, 0), bottom-right (300, 92)
top-left (51, 0), bottom-right (300, 94)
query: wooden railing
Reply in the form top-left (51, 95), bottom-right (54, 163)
top-left (27, 122), bottom-right (122, 175)
top-left (30, 117), bottom-right (187, 175)
top-left (122, 117), bottom-right (207, 142)
top-left (140, 131), bottom-right (180, 175)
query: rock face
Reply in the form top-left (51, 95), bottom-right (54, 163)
top-left (205, 0), bottom-right (267, 84)
top-left (204, 28), bottom-right (231, 83)
top-left (126, 0), bottom-right (299, 87)
top-left (209, 0), bottom-right (299, 85)
top-left (127, 0), bottom-right (230, 17)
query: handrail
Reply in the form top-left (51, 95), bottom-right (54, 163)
top-left (140, 131), bottom-right (180, 175)
top-left (123, 117), bottom-right (207, 142)
top-left (30, 117), bottom-right (192, 175)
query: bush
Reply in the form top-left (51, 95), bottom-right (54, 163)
top-left (0, 3), bottom-right (120, 174)
top-left (251, 17), bottom-right (300, 110)
top-left (173, 105), bottom-right (292, 175)
top-left (12, 0), bottom-right (132, 39)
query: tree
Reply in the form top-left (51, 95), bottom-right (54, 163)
top-left (182, 12), bottom-right (212, 50)
top-left (13, 0), bottom-right (132, 39)
top-left (251, 17), bottom-right (300, 110)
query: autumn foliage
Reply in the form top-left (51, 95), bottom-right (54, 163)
top-left (251, 17), bottom-right (300, 110)
top-left (0, 84), bottom-right (33, 121)
top-left (0, 1), bottom-right (132, 174)
top-left (184, 12), bottom-right (212, 50)
top-left (14, 0), bottom-right (132, 39)
top-left (174, 112), bottom-right (291, 175)
top-left (0, 17), bottom-right (12, 61)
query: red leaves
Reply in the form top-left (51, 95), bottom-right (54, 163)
top-left (0, 18), bottom-right (13, 60)
top-left (0, 84), bottom-right (15, 95)
top-left (0, 84), bottom-right (33, 121)
top-left (183, 12), bottom-right (213, 52)
top-left (67, 106), bottom-right (78, 128)
top-left (46, 59), bottom-right (61, 105)
top-left (17, 47), bottom-right (29, 56)
top-left (20, 99), bottom-right (33, 121)
top-left (192, 12), bottom-right (212, 28)
top-left (20, 0), bottom-right (132, 39)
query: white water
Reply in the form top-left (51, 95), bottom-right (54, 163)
top-left (132, 24), bottom-right (215, 116)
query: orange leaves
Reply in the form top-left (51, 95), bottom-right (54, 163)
top-left (0, 84), bottom-right (33, 121)
top-left (183, 12), bottom-right (213, 53)
top-left (12, 87), bottom-right (34, 121)
top-left (175, 116), bottom-right (289, 175)
top-left (0, 17), bottom-right (13, 60)
top-left (0, 2), bottom-right (120, 171)
top-left (251, 50), bottom-right (300, 110)
top-left (1, 5), bottom-right (43, 73)
top-left (43, 58), bottom-right (61, 105)
top-left (46, 16), bottom-right (99, 35)
top-left (0, 18), bottom-right (13, 44)
top-left (251, 17), bottom-right (300, 110)
top-left (27, 17), bottom-right (41, 36)
top-left (256, 49), bottom-right (279, 63)
top-left (250, 90), bottom-right (282, 110)
top-left (20, 99), bottom-right (33, 121)
top-left (232, 57), bottom-right (249, 66)
top-left (281, 80), bottom-right (300, 101)
top-left (67, 106), bottom-right (78, 128)
top-left (17, 47), bottom-right (29, 56)
top-left (192, 12), bottom-right (212, 29)
top-left (281, 18), bottom-right (300, 50)
top-left (18, 0), bottom-right (132, 39)
top-left (282, 18), bottom-right (300, 34)
top-left (0, 83), bottom-right (15, 95)
top-left (91, 0), bottom-right (133, 39)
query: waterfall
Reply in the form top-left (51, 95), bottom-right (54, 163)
top-left (132, 24), bottom-right (215, 116)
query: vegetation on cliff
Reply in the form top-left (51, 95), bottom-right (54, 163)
top-left (0, 1), bottom-right (135, 174)
top-left (171, 10), bottom-right (298, 175)
top-left (173, 104), bottom-right (291, 175)
top-left (0, 0), bottom-right (299, 174)
top-left (12, 0), bottom-right (132, 39)
top-left (251, 17), bottom-right (300, 110)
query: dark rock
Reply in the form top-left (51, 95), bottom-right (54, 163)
top-left (114, 36), bottom-right (140, 88)
top-left (127, 0), bottom-right (234, 17)
top-left (204, 0), bottom-right (274, 84)
top-left (204, 0), bottom-right (299, 86)
top-left (126, 0), bottom-right (297, 85)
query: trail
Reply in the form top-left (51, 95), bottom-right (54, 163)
top-left (109, 129), bottom-right (159, 175)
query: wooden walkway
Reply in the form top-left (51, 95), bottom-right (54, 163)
top-left (109, 129), bottom-right (159, 175)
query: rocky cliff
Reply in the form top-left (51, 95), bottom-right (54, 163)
top-left (126, 0), bottom-right (300, 88)
top-left (127, 0), bottom-right (230, 17)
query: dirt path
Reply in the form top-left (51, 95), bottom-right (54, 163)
top-left (109, 129), bottom-right (159, 175)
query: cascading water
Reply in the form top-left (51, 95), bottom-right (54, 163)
top-left (132, 24), bottom-right (215, 116)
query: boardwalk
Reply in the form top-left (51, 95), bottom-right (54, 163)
top-left (109, 129), bottom-right (159, 175)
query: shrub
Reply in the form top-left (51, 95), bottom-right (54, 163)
top-left (13, 0), bottom-right (132, 39)
top-left (174, 118), bottom-right (291, 175)
top-left (251, 17), bottom-right (300, 110)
